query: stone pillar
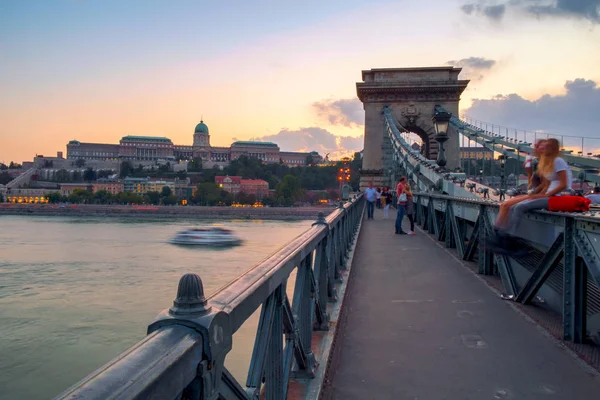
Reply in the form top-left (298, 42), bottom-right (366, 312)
top-left (356, 67), bottom-right (469, 187)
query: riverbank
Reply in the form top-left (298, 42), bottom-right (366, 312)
top-left (0, 203), bottom-right (335, 220)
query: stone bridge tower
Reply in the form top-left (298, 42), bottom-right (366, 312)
top-left (356, 67), bottom-right (469, 189)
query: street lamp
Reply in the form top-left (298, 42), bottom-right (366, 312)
top-left (432, 109), bottom-right (451, 169)
top-left (498, 154), bottom-right (506, 190)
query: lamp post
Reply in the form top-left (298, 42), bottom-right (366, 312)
top-left (432, 109), bottom-right (451, 170)
top-left (498, 154), bottom-right (506, 190)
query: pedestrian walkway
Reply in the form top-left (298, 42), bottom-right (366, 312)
top-left (321, 209), bottom-right (600, 399)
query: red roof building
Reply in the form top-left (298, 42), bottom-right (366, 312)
top-left (215, 176), bottom-right (269, 199)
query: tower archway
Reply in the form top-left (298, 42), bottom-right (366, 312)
top-left (356, 67), bottom-right (469, 189)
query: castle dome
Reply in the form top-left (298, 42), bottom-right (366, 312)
top-left (194, 120), bottom-right (209, 134)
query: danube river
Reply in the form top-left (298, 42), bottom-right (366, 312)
top-left (0, 215), bottom-right (312, 400)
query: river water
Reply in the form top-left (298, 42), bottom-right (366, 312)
top-left (0, 215), bottom-right (312, 400)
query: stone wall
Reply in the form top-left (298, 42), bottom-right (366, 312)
top-left (0, 204), bottom-right (336, 221)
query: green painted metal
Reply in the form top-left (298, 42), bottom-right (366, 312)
top-left (56, 196), bottom-right (365, 400)
top-left (514, 233), bottom-right (564, 304)
top-left (415, 191), bottom-right (600, 346)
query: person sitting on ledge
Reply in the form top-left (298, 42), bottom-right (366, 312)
top-left (487, 138), bottom-right (571, 255)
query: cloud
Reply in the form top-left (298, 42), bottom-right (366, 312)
top-left (459, 2), bottom-right (506, 20)
top-left (460, 1), bottom-right (600, 23)
top-left (464, 78), bottom-right (600, 144)
top-left (312, 98), bottom-right (364, 127)
top-left (446, 57), bottom-right (496, 81)
top-left (483, 4), bottom-right (507, 19)
top-left (254, 127), bottom-right (363, 158)
top-left (527, 0), bottom-right (600, 22)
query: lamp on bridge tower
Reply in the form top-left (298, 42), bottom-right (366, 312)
top-left (432, 109), bottom-right (452, 169)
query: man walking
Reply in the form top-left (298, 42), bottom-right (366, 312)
top-left (365, 182), bottom-right (377, 219)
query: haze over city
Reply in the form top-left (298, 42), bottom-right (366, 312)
top-left (2, 0), bottom-right (599, 163)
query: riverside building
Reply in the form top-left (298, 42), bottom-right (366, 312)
top-left (66, 120), bottom-right (322, 168)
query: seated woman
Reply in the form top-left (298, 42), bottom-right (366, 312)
top-left (488, 138), bottom-right (572, 254)
top-left (494, 139), bottom-right (546, 230)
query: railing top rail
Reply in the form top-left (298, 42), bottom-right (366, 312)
top-left (415, 192), bottom-right (600, 222)
top-left (56, 326), bottom-right (203, 400)
top-left (209, 196), bottom-right (362, 334)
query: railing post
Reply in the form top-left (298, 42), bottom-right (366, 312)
top-left (147, 273), bottom-right (233, 400)
top-left (563, 217), bottom-right (587, 343)
top-left (477, 206), bottom-right (494, 275)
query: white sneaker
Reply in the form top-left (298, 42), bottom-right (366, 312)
top-left (408, 231), bottom-right (416, 236)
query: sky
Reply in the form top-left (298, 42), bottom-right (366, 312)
top-left (1, 0), bottom-right (600, 163)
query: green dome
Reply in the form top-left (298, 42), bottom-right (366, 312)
top-left (194, 120), bottom-right (209, 134)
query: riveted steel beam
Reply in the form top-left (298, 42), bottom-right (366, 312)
top-left (464, 217), bottom-right (480, 261)
top-left (573, 230), bottom-right (600, 286)
top-left (514, 233), bottom-right (564, 304)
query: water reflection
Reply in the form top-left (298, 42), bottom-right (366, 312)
top-left (0, 216), bottom-right (311, 400)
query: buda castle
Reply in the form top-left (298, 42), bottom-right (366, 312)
top-left (66, 120), bottom-right (321, 168)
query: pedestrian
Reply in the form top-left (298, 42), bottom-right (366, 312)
top-left (395, 177), bottom-right (408, 234)
top-left (382, 186), bottom-right (393, 219)
top-left (376, 187), bottom-right (382, 209)
top-left (404, 182), bottom-right (416, 235)
top-left (364, 182), bottom-right (377, 220)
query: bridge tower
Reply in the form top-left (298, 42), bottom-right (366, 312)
top-left (356, 67), bottom-right (469, 190)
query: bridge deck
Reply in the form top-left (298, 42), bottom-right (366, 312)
top-left (321, 210), bottom-right (600, 399)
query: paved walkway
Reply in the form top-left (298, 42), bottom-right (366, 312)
top-left (321, 208), bottom-right (600, 400)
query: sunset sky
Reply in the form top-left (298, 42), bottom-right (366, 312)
top-left (2, 0), bottom-right (599, 163)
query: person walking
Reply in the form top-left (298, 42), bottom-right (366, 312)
top-left (382, 186), bottom-right (393, 219)
top-left (404, 182), bottom-right (416, 235)
top-left (376, 188), bottom-right (382, 209)
top-left (365, 182), bottom-right (377, 220)
top-left (395, 177), bottom-right (408, 234)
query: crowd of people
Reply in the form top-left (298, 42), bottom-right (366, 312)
top-left (363, 137), bottom-right (598, 253)
top-left (363, 180), bottom-right (416, 236)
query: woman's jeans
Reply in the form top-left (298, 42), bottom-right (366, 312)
top-left (395, 205), bottom-right (406, 233)
top-left (501, 197), bottom-right (549, 236)
top-left (383, 204), bottom-right (390, 218)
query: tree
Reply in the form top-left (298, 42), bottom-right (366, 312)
top-left (162, 195), bottom-right (178, 205)
top-left (120, 161), bottom-right (133, 178)
top-left (275, 175), bottom-right (304, 206)
top-left (93, 190), bottom-right (113, 204)
top-left (306, 154), bottom-right (314, 166)
top-left (0, 163), bottom-right (7, 170)
top-left (188, 157), bottom-right (203, 172)
top-left (46, 192), bottom-right (63, 203)
top-left (67, 188), bottom-right (92, 203)
top-left (75, 159), bottom-right (86, 168)
top-left (193, 182), bottom-right (222, 206)
top-left (145, 191), bottom-right (161, 205)
top-left (160, 186), bottom-right (172, 198)
top-left (9, 162), bottom-right (22, 169)
top-left (83, 167), bottom-right (97, 182)
top-left (0, 171), bottom-right (13, 185)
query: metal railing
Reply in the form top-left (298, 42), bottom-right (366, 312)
top-left (414, 192), bottom-right (600, 344)
top-left (56, 196), bottom-right (365, 400)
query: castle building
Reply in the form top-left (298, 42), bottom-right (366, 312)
top-left (66, 120), bottom-right (321, 167)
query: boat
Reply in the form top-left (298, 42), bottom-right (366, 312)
top-left (169, 227), bottom-right (242, 246)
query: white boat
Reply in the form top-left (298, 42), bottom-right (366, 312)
top-left (169, 227), bottom-right (242, 246)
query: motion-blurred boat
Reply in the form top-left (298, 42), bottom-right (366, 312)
top-left (170, 227), bottom-right (242, 246)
